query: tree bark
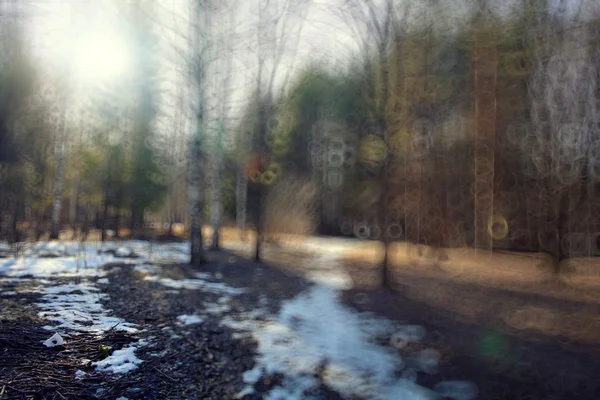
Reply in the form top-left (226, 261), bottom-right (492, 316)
top-left (210, 167), bottom-right (222, 250)
top-left (236, 167), bottom-right (248, 239)
top-left (50, 105), bottom-right (68, 240)
top-left (188, 132), bottom-right (206, 265)
top-left (187, 0), bottom-right (209, 266)
top-left (69, 184), bottom-right (78, 236)
top-left (50, 144), bottom-right (66, 239)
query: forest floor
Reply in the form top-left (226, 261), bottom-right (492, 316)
top-left (0, 239), bottom-right (599, 400)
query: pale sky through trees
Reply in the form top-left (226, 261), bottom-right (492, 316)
top-left (16, 0), bottom-right (592, 150)
top-left (19, 0), bottom-right (361, 152)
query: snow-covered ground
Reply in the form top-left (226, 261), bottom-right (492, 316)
top-left (39, 281), bottom-right (139, 333)
top-left (221, 256), bottom-right (476, 400)
top-left (0, 241), bottom-right (190, 278)
top-left (0, 240), bottom-right (164, 375)
top-left (0, 240), bottom-right (476, 399)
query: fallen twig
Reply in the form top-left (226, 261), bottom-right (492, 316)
top-left (152, 366), bottom-right (177, 383)
top-left (106, 322), bottom-right (121, 332)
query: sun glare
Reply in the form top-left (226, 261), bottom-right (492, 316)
top-left (73, 32), bottom-right (133, 82)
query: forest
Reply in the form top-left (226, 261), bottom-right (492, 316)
top-left (1, 1), bottom-right (600, 399)
top-left (1, 0), bottom-right (599, 268)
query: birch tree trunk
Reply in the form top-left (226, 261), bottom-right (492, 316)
top-left (210, 128), bottom-right (223, 250)
top-left (188, 130), bottom-right (206, 265)
top-left (50, 106), bottom-right (68, 240)
top-left (208, 4), bottom-right (238, 250)
top-left (187, 0), bottom-right (208, 266)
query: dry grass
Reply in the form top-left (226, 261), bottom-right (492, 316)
top-left (262, 177), bottom-right (318, 238)
top-left (388, 242), bottom-right (557, 287)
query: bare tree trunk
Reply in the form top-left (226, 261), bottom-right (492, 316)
top-left (130, 206), bottom-right (144, 238)
top-left (187, 0), bottom-right (209, 266)
top-left (236, 168), bottom-right (248, 239)
top-left (188, 133), bottom-right (206, 265)
top-left (10, 198), bottom-right (21, 244)
top-left (101, 175), bottom-right (110, 243)
top-left (168, 219), bottom-right (174, 237)
top-left (50, 126), bottom-right (67, 239)
top-left (81, 206), bottom-right (89, 241)
top-left (473, 18), bottom-right (497, 254)
top-left (210, 142), bottom-right (223, 250)
top-left (69, 184), bottom-right (78, 237)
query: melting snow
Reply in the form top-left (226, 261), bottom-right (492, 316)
top-left (38, 282), bottom-right (138, 334)
top-left (93, 344), bottom-right (144, 374)
top-left (220, 255), bottom-right (476, 400)
top-left (0, 240), bottom-right (191, 279)
top-left (177, 314), bottom-right (204, 325)
top-left (243, 367), bottom-right (263, 384)
top-left (144, 275), bottom-right (246, 295)
top-left (133, 264), bottom-right (158, 274)
top-left (74, 370), bottom-right (87, 379)
top-left (234, 385), bottom-right (256, 399)
top-left (0, 242), bottom-right (147, 377)
top-left (43, 332), bottom-right (65, 347)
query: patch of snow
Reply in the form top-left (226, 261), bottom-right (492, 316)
top-left (133, 264), bottom-right (158, 274)
top-left (93, 344), bottom-right (144, 374)
top-left (113, 241), bottom-right (190, 264)
top-left (218, 295), bottom-right (231, 304)
top-left (265, 376), bottom-right (318, 400)
top-left (232, 332), bottom-right (251, 340)
top-left (0, 290), bottom-right (16, 295)
top-left (74, 370), bottom-right (86, 379)
top-left (260, 286), bottom-right (403, 398)
top-left (221, 316), bottom-right (263, 332)
top-left (115, 247), bottom-right (131, 257)
top-left (0, 257), bottom-right (101, 278)
top-left (225, 254), bottom-right (474, 400)
top-left (144, 275), bottom-right (246, 295)
top-left (0, 240), bottom-right (191, 279)
top-left (243, 367), bottom-right (263, 384)
top-left (43, 332), bottom-right (65, 347)
top-left (234, 385), bottom-right (255, 399)
top-left (204, 301), bottom-right (231, 315)
top-left (177, 314), bottom-right (203, 325)
top-left (0, 241), bottom-right (141, 278)
top-left (37, 282), bottom-right (138, 333)
top-left (97, 278), bottom-right (110, 284)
